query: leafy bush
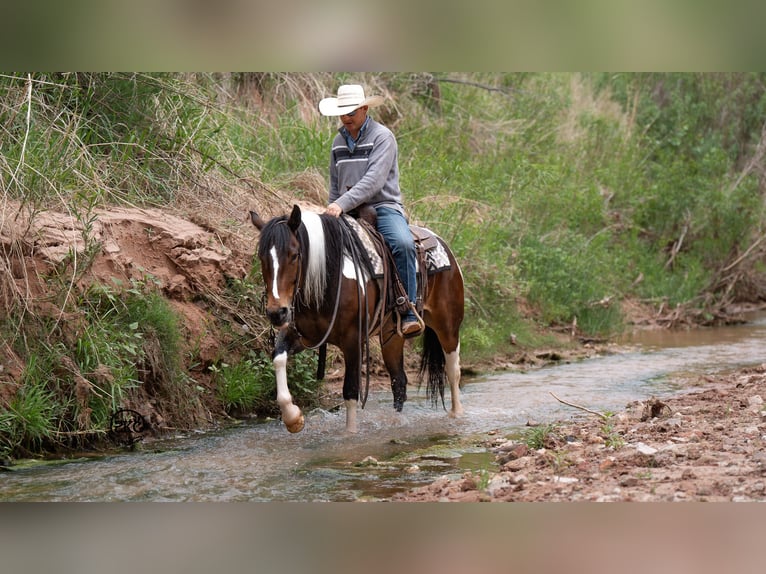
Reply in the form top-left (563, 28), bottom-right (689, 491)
top-left (519, 235), bottom-right (624, 335)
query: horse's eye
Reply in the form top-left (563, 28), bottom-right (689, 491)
top-left (290, 252), bottom-right (299, 263)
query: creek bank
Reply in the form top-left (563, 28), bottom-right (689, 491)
top-left (3, 199), bottom-right (763, 468)
top-left (392, 362), bottom-right (766, 502)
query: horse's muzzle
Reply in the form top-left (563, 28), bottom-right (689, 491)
top-left (267, 306), bottom-right (291, 327)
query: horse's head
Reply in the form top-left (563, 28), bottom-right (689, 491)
top-left (250, 205), bottom-right (303, 328)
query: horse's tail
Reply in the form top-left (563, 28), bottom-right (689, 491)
top-left (419, 326), bottom-right (446, 408)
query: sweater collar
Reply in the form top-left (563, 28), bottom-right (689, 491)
top-left (340, 116), bottom-right (371, 152)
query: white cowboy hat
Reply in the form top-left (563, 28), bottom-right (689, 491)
top-left (318, 84), bottom-right (385, 116)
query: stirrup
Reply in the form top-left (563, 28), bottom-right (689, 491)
top-left (396, 304), bottom-right (425, 339)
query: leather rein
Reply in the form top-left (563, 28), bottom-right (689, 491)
top-left (277, 216), bottom-right (380, 407)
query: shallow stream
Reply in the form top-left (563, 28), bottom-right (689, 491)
top-left (2, 316), bottom-right (766, 501)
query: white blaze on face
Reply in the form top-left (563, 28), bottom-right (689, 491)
top-left (269, 246), bottom-right (281, 300)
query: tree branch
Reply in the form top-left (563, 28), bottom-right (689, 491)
top-left (550, 391), bottom-right (608, 420)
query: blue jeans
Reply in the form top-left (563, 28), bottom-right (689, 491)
top-left (375, 207), bottom-right (417, 318)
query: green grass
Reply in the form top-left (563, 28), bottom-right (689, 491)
top-left (0, 354), bottom-right (61, 458)
top-left (523, 423), bottom-right (561, 450)
top-left (213, 350), bottom-right (321, 417)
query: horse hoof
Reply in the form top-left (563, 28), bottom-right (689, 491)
top-left (393, 400), bottom-right (404, 413)
top-left (285, 415), bottom-right (305, 433)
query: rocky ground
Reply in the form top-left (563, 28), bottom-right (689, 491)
top-left (392, 363), bottom-right (766, 502)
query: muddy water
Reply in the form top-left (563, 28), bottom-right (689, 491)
top-left (2, 316), bottom-right (766, 501)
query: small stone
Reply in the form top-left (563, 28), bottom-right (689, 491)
top-left (553, 476), bottom-right (579, 484)
top-left (487, 474), bottom-right (512, 496)
top-left (502, 456), bottom-right (531, 472)
top-left (636, 442), bottom-right (657, 455)
top-left (659, 418), bottom-right (682, 431)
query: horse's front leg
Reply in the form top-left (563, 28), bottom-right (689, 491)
top-left (341, 348), bottom-right (361, 434)
top-left (273, 328), bottom-right (305, 433)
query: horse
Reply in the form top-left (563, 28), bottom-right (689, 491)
top-left (249, 204), bottom-right (464, 433)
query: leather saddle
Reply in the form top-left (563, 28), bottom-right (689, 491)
top-left (347, 205), bottom-right (445, 317)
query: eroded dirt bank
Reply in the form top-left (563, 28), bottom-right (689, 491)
top-left (393, 363), bottom-right (766, 502)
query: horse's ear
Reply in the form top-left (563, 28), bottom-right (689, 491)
top-left (287, 205), bottom-right (302, 232)
top-left (249, 210), bottom-right (266, 231)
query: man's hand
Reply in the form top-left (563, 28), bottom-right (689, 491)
top-left (326, 203), bottom-right (343, 218)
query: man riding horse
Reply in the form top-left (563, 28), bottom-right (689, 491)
top-left (319, 84), bottom-right (423, 338)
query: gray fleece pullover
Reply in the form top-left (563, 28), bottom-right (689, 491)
top-left (328, 117), bottom-right (404, 215)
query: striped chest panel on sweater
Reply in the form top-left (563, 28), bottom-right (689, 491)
top-left (332, 143), bottom-right (374, 166)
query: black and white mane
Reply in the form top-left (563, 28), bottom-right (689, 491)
top-left (256, 210), bottom-right (372, 309)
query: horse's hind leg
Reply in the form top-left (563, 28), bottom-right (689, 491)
top-left (423, 317), bottom-right (463, 417)
top-left (444, 341), bottom-right (463, 417)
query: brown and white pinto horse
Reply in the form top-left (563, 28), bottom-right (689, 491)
top-left (249, 205), bottom-right (464, 433)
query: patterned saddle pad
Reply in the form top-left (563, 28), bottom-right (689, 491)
top-left (343, 216), bottom-right (452, 278)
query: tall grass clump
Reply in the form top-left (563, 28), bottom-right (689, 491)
top-left (0, 278), bottom-right (202, 459)
top-left (213, 350), bottom-right (320, 417)
top-left (591, 73), bottom-right (766, 302)
top-left (0, 354), bottom-right (61, 458)
top-left (0, 72), bottom-right (243, 213)
top-left (73, 280), bottom-right (201, 428)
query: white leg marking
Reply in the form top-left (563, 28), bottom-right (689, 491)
top-left (273, 351), bottom-right (303, 430)
top-left (445, 343), bottom-right (464, 416)
top-left (345, 399), bottom-right (359, 433)
top-left (269, 246), bottom-right (281, 300)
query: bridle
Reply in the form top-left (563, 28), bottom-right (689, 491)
top-left (264, 217), bottom-right (378, 406)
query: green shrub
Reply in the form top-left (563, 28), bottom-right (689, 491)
top-left (213, 350), bottom-right (321, 417)
top-left (518, 235), bottom-right (624, 335)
